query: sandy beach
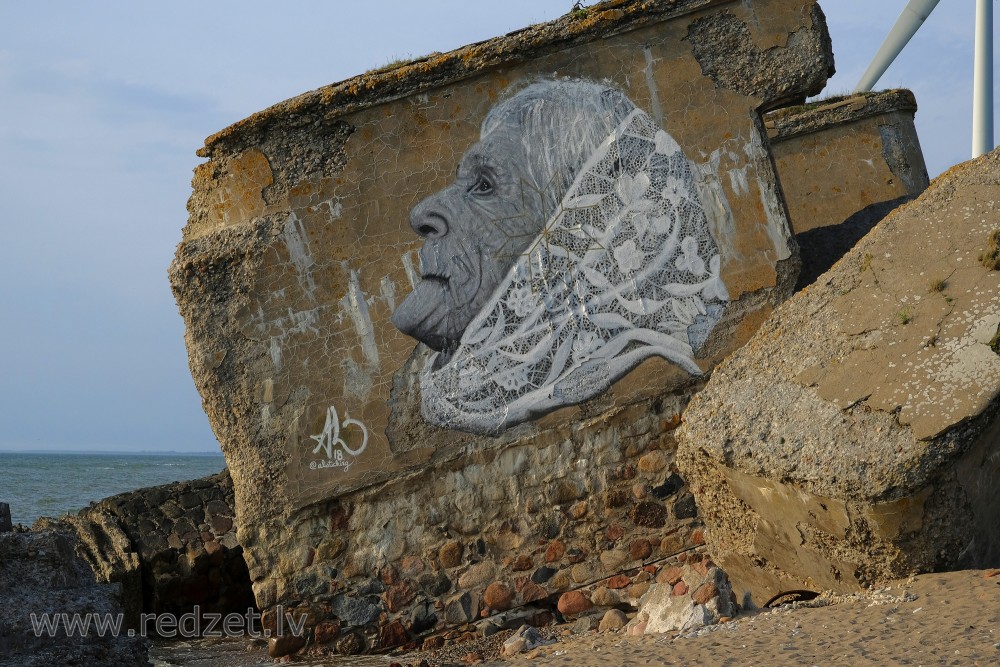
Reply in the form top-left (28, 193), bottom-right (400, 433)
top-left (496, 570), bottom-right (1000, 667)
top-left (147, 569), bottom-right (999, 665)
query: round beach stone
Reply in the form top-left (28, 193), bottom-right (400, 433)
top-left (573, 614), bottom-right (600, 633)
top-left (590, 585), bottom-right (620, 607)
top-left (483, 582), bottom-right (513, 610)
top-left (599, 609), bottom-right (628, 631)
top-left (557, 590), bottom-right (593, 616)
top-left (268, 633), bottom-right (306, 658)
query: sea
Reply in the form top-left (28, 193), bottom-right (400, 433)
top-left (1, 451), bottom-right (228, 527)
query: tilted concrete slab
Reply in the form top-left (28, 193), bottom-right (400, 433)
top-left (679, 148), bottom-right (1000, 605)
top-left (170, 0), bottom-right (832, 654)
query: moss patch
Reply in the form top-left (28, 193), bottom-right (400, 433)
top-left (979, 229), bottom-right (1000, 270)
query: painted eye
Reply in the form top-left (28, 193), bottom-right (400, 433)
top-left (470, 176), bottom-right (493, 195)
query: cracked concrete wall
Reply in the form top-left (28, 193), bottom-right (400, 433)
top-left (170, 0), bottom-right (832, 656)
top-left (767, 89), bottom-right (929, 235)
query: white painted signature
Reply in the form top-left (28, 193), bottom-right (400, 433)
top-left (309, 406), bottom-right (368, 473)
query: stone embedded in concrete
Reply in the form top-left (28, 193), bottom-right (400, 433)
top-left (591, 585), bottom-right (621, 607)
top-left (557, 590), bottom-right (594, 617)
top-left (678, 149), bottom-right (1000, 605)
top-left (169, 0), bottom-right (834, 653)
top-left (484, 582), bottom-right (514, 611)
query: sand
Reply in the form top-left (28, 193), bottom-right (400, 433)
top-left (150, 569), bottom-right (999, 666)
top-left (499, 570), bottom-right (1000, 667)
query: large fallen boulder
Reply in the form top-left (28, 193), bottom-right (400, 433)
top-left (38, 470), bottom-right (254, 629)
top-left (0, 528), bottom-right (149, 666)
top-left (678, 149), bottom-right (1000, 605)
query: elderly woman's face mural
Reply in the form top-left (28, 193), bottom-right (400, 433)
top-left (390, 118), bottom-right (547, 352)
top-left (392, 79), bottom-right (730, 436)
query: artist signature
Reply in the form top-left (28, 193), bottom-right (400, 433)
top-left (309, 405), bottom-right (368, 472)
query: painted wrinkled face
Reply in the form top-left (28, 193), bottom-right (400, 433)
top-left (392, 120), bottom-right (553, 352)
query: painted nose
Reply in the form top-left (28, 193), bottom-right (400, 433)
top-left (409, 192), bottom-right (449, 239)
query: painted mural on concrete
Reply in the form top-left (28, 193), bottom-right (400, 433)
top-left (172, 2), bottom-right (838, 652)
top-left (392, 80), bottom-right (728, 434)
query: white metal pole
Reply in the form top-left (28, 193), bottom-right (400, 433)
top-left (972, 0), bottom-right (994, 157)
top-left (855, 0), bottom-right (942, 93)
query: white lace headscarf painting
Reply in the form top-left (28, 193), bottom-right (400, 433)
top-left (419, 80), bottom-right (728, 435)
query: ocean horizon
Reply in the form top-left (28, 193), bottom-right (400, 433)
top-left (2, 451), bottom-right (227, 527)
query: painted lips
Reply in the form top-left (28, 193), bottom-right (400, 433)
top-left (420, 274), bottom-right (449, 286)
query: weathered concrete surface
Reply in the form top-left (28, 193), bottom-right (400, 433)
top-left (170, 0), bottom-right (833, 654)
top-left (767, 89), bottom-right (929, 236)
top-left (0, 529), bottom-right (149, 666)
top-left (765, 89), bottom-right (929, 291)
top-left (792, 195), bottom-right (915, 291)
top-left (678, 148), bottom-right (1000, 605)
top-left (39, 470), bottom-right (253, 628)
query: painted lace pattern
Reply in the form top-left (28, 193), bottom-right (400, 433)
top-left (421, 109), bottom-right (728, 434)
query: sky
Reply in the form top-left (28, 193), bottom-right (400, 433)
top-left (0, 1), bottom-right (995, 453)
